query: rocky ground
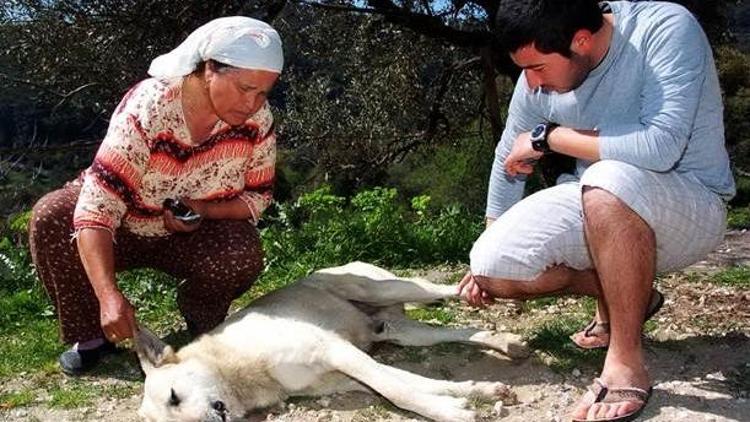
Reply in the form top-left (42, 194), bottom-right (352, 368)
top-left (2, 230), bottom-right (749, 422)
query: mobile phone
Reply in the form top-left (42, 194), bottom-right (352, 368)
top-left (163, 198), bottom-right (201, 224)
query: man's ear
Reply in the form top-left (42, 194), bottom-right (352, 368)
top-left (134, 326), bottom-right (179, 375)
top-left (570, 29), bottom-right (594, 54)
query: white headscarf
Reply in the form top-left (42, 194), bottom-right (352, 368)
top-left (148, 16), bottom-right (284, 78)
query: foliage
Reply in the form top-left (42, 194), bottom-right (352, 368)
top-left (0, 235), bottom-right (39, 294)
top-left (277, 6), bottom-right (483, 194)
top-left (728, 205), bottom-right (750, 229)
top-left (0, 389), bottom-right (36, 409)
top-left (717, 45), bottom-right (750, 96)
top-left (526, 314), bottom-right (606, 372)
top-left (388, 132), bottom-right (499, 214)
top-left (707, 265), bottom-right (750, 287)
top-left (255, 186), bottom-right (482, 293)
top-left (724, 89), bottom-right (750, 177)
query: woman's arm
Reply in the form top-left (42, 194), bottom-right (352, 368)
top-left (77, 228), bottom-right (137, 342)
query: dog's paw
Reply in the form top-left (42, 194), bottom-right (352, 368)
top-left (416, 394), bottom-right (474, 422)
top-left (472, 331), bottom-right (530, 359)
top-left (470, 381), bottom-right (515, 401)
top-left (434, 407), bottom-right (476, 422)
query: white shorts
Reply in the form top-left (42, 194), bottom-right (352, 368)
top-left (470, 160), bottom-right (727, 281)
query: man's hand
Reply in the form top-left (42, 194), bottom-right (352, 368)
top-left (504, 131), bottom-right (544, 177)
top-left (457, 271), bottom-right (494, 308)
top-left (99, 290), bottom-right (137, 343)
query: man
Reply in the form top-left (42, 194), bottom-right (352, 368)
top-left (458, 1), bottom-right (735, 421)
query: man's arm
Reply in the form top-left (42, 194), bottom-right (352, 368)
top-left (595, 9), bottom-right (708, 171)
top-left (546, 127), bottom-right (600, 161)
top-left (510, 9), bottom-right (708, 173)
top-left (486, 73), bottom-right (546, 219)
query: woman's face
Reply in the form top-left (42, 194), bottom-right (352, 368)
top-left (205, 66), bottom-right (278, 126)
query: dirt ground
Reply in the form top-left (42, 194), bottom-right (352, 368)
top-left (2, 230), bottom-right (749, 422)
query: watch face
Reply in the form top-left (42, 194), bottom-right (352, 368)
top-left (531, 123), bottom-right (546, 140)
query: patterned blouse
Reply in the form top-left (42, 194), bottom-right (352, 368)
top-left (73, 77), bottom-right (276, 237)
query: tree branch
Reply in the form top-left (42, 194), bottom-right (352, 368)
top-left (293, 0), bottom-right (491, 48)
top-left (51, 83), bottom-right (100, 114)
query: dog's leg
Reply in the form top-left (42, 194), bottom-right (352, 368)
top-left (324, 340), bottom-right (476, 422)
top-left (375, 318), bottom-right (529, 359)
top-left (290, 373), bottom-right (370, 397)
top-left (379, 364), bottom-right (514, 400)
top-left (312, 273), bottom-right (457, 306)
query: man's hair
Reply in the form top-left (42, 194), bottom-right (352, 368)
top-left (495, 0), bottom-right (604, 57)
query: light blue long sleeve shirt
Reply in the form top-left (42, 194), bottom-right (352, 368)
top-left (486, 1), bottom-right (736, 219)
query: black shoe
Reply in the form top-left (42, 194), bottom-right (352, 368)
top-left (59, 341), bottom-right (118, 376)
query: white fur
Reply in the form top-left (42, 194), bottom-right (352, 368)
top-left (136, 262), bottom-right (527, 422)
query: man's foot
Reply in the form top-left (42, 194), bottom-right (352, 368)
top-left (571, 289), bottom-right (664, 350)
top-left (570, 378), bottom-right (652, 421)
top-left (570, 359), bottom-right (652, 421)
top-left (59, 340), bottom-right (118, 376)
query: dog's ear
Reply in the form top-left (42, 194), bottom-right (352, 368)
top-left (134, 326), bottom-right (179, 375)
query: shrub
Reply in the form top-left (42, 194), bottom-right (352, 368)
top-left (258, 186), bottom-right (482, 289)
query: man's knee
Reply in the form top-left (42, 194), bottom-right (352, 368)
top-left (582, 186), bottom-right (656, 252)
top-left (581, 186), bottom-right (624, 215)
top-left (473, 275), bottom-right (527, 299)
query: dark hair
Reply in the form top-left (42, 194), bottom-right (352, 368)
top-left (192, 59), bottom-right (234, 75)
top-left (495, 0), bottom-right (604, 57)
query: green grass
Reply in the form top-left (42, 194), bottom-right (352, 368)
top-left (0, 320), bottom-right (64, 378)
top-left (526, 314), bottom-right (606, 372)
top-left (406, 305), bottom-right (457, 324)
top-left (522, 296), bottom-right (561, 311)
top-left (48, 380), bottom-right (99, 409)
top-left (0, 269), bottom-right (182, 379)
top-left (706, 266), bottom-right (750, 287)
top-left (728, 206), bottom-right (750, 229)
top-left (0, 389), bottom-right (36, 409)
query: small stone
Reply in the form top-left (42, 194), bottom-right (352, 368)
top-left (706, 372), bottom-right (726, 381)
top-left (572, 368), bottom-right (582, 377)
top-left (317, 397), bottom-right (331, 408)
top-left (492, 400), bottom-right (504, 416)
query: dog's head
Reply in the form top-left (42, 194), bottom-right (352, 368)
top-left (135, 327), bottom-right (234, 422)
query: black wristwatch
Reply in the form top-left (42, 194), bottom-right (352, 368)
top-left (530, 122), bottom-right (559, 154)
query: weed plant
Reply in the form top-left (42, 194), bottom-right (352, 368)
top-left (253, 186), bottom-right (482, 296)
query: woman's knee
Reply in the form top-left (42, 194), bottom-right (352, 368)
top-left (224, 221), bottom-right (264, 271)
top-left (29, 189), bottom-right (78, 262)
top-left (30, 188), bottom-right (76, 235)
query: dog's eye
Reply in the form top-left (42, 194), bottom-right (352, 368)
top-left (168, 388), bottom-right (181, 407)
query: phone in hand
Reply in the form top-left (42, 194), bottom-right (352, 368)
top-left (163, 198), bottom-right (201, 224)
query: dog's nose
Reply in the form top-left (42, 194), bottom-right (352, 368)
top-left (212, 400), bottom-right (226, 413)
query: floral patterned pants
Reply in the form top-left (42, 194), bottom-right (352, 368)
top-left (29, 183), bottom-right (264, 344)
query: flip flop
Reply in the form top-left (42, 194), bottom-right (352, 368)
top-left (571, 289), bottom-right (665, 350)
top-left (571, 378), bottom-right (653, 422)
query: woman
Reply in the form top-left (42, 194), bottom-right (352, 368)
top-left (29, 16), bottom-right (283, 375)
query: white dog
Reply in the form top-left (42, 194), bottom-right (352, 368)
top-left (135, 262), bottom-right (528, 422)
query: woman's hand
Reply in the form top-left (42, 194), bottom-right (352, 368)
top-left (99, 290), bottom-right (137, 343)
top-left (163, 198), bottom-right (204, 233)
